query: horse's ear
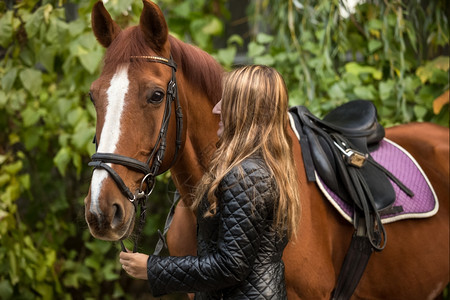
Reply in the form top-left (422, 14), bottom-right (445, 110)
top-left (140, 0), bottom-right (169, 53)
top-left (91, 1), bottom-right (121, 48)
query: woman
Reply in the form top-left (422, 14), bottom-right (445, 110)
top-left (119, 65), bottom-right (301, 299)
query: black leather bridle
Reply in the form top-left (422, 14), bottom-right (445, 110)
top-left (88, 55), bottom-right (182, 252)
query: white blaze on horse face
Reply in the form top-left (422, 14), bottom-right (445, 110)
top-left (90, 64), bottom-right (130, 216)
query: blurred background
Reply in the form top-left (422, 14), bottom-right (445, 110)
top-left (0, 0), bottom-right (448, 299)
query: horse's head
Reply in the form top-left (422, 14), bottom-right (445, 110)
top-left (85, 0), bottom-right (183, 241)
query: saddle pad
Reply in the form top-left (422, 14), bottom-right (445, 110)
top-left (288, 114), bottom-right (439, 224)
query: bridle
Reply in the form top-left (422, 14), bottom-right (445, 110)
top-left (88, 55), bottom-right (182, 252)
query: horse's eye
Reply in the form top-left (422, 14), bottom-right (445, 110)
top-left (147, 90), bottom-right (165, 104)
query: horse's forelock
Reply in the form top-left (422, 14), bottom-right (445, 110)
top-left (102, 27), bottom-right (157, 73)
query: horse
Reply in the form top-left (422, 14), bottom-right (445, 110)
top-left (84, 1), bottom-right (450, 299)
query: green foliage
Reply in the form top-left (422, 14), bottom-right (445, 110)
top-left (0, 0), bottom-right (448, 299)
top-left (0, 0), bottom-right (227, 298)
top-left (247, 0), bottom-right (449, 126)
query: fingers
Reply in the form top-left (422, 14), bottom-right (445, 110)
top-left (119, 250), bottom-right (133, 260)
top-left (118, 252), bottom-right (149, 280)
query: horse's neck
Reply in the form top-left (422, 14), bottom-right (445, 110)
top-left (170, 93), bottom-right (218, 203)
top-left (168, 37), bottom-right (222, 204)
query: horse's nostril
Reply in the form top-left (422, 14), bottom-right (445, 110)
top-left (111, 204), bottom-right (123, 229)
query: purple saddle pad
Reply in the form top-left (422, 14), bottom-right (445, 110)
top-left (315, 138), bottom-right (438, 224)
top-left (288, 114), bottom-right (439, 224)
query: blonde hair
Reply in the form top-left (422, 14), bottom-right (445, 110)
top-left (193, 65), bottom-right (301, 238)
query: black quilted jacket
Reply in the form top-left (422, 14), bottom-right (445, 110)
top-left (147, 157), bottom-right (288, 299)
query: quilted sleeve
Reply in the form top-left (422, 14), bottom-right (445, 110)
top-left (146, 161), bottom-right (275, 297)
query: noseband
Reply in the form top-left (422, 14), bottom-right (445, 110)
top-left (88, 55), bottom-right (182, 252)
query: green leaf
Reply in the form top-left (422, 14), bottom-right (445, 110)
top-left (103, 262), bottom-right (120, 281)
top-left (254, 54), bottom-right (275, 66)
top-left (416, 56), bottom-right (450, 83)
top-left (78, 48), bottom-right (103, 74)
top-left (345, 62), bottom-right (382, 80)
top-left (19, 174), bottom-right (30, 190)
top-left (19, 69), bottom-right (43, 94)
top-left (202, 16), bottom-right (223, 35)
top-left (68, 18), bottom-right (85, 37)
top-left (22, 106), bottom-right (41, 127)
top-left (256, 33), bottom-right (274, 44)
top-left (19, 47), bottom-right (35, 67)
top-left (379, 80), bottom-right (395, 101)
top-left (54, 147), bottom-right (71, 176)
top-left (72, 152), bottom-right (82, 176)
top-left (67, 107), bottom-right (84, 127)
top-left (403, 76), bottom-right (421, 95)
top-left (45, 17), bottom-right (67, 44)
top-left (329, 83), bottom-right (346, 99)
top-left (1, 67), bottom-right (18, 92)
top-left (248, 42), bottom-right (265, 57)
top-left (0, 281), bottom-right (13, 300)
top-left (22, 127), bottom-right (42, 150)
top-left (172, 1), bottom-right (191, 18)
top-left (8, 89), bottom-right (26, 111)
top-left (38, 45), bottom-right (57, 73)
top-left (44, 248), bottom-right (56, 268)
top-left (343, 73), bottom-right (362, 87)
top-left (416, 65), bottom-right (432, 84)
top-left (85, 255), bottom-right (101, 270)
top-left (85, 240), bottom-right (112, 255)
top-left (3, 161), bottom-right (22, 175)
top-left (8, 250), bottom-right (19, 285)
top-left (414, 105), bottom-right (427, 121)
top-left (216, 47), bottom-right (236, 67)
top-left (0, 11), bottom-right (14, 48)
top-left (430, 69), bottom-right (448, 85)
top-left (57, 98), bottom-right (73, 119)
top-left (227, 34), bottom-right (244, 47)
top-left (0, 90), bottom-right (7, 108)
top-left (367, 19), bottom-right (383, 30)
top-left (62, 272), bottom-right (80, 289)
top-left (34, 283), bottom-right (53, 300)
top-left (72, 122), bottom-right (94, 151)
top-left (431, 56), bottom-right (450, 71)
top-left (0, 173), bottom-right (11, 187)
top-left (190, 19), bottom-right (212, 49)
top-left (368, 40), bottom-right (382, 53)
top-left (24, 5), bottom-right (50, 38)
top-left (76, 33), bottom-right (97, 51)
top-left (354, 85), bottom-right (376, 100)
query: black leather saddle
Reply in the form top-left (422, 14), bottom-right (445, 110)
top-left (289, 100), bottom-right (413, 250)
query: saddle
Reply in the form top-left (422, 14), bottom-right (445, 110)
top-left (289, 100), bottom-right (414, 299)
top-left (291, 100), bottom-right (397, 213)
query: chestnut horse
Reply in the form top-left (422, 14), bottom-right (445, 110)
top-left (84, 1), bottom-right (449, 298)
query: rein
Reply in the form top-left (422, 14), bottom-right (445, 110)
top-left (88, 55), bottom-right (182, 253)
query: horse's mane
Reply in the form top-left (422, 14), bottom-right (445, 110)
top-left (169, 36), bottom-right (224, 106)
top-left (102, 27), bottom-right (223, 106)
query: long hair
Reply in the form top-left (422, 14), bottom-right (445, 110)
top-left (193, 65), bottom-right (301, 238)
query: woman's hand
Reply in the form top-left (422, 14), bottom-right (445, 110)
top-left (119, 250), bottom-right (149, 280)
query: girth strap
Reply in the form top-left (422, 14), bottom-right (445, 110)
top-left (332, 217), bottom-right (374, 300)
